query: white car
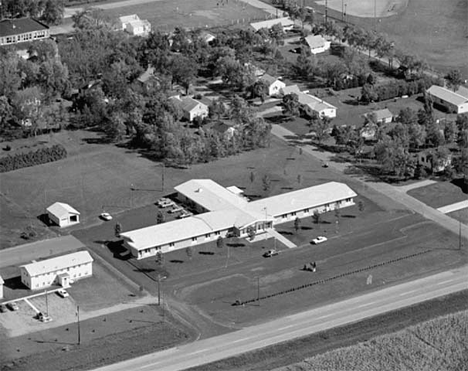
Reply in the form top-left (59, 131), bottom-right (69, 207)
top-left (100, 212), bottom-right (112, 221)
top-left (159, 200), bottom-right (175, 208)
top-left (311, 236), bottom-right (328, 245)
top-left (178, 211), bottom-right (193, 219)
top-left (263, 249), bottom-right (279, 258)
top-left (57, 289), bottom-right (69, 298)
top-left (168, 206), bottom-right (183, 214)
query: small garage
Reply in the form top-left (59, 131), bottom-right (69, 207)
top-left (46, 202), bottom-right (80, 228)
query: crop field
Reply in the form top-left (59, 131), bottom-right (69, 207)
top-left (102, 0), bottom-right (269, 32)
top-left (274, 309), bottom-right (468, 371)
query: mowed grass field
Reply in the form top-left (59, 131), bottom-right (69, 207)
top-left (275, 309), bottom-right (468, 371)
top-left (102, 0), bottom-right (269, 32)
top-left (334, 0), bottom-right (468, 76)
top-left (407, 181), bottom-right (468, 209)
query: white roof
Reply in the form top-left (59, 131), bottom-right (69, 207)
top-left (121, 209), bottom-right (267, 251)
top-left (20, 251), bottom-right (93, 277)
top-left (175, 179), bottom-right (248, 211)
top-left (427, 85), bottom-right (468, 107)
top-left (364, 108), bottom-right (393, 121)
top-left (46, 202), bottom-right (80, 218)
top-left (281, 85), bottom-right (301, 95)
top-left (248, 182), bottom-right (357, 217)
top-left (304, 35), bottom-right (327, 49)
top-left (119, 14), bottom-right (140, 23)
top-left (297, 92), bottom-right (336, 112)
top-left (0, 275), bottom-right (3, 284)
top-left (250, 17), bottom-right (294, 31)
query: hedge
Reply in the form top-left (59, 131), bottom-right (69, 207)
top-left (0, 144), bottom-right (67, 173)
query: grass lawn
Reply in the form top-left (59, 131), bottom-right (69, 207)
top-left (447, 208), bottom-right (468, 226)
top-left (407, 181), bottom-right (468, 209)
top-left (102, 0), bottom-right (269, 32)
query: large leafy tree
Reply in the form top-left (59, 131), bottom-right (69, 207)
top-left (445, 69), bottom-right (462, 92)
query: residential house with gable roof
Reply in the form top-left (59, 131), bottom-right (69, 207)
top-left (46, 202), bottom-right (80, 227)
top-left (303, 34), bottom-right (331, 55)
top-left (258, 74), bottom-right (286, 97)
top-left (119, 14), bottom-right (151, 36)
top-left (250, 17), bottom-right (294, 32)
top-left (0, 18), bottom-right (50, 46)
top-left (297, 92), bottom-right (337, 118)
top-left (170, 96), bottom-right (209, 121)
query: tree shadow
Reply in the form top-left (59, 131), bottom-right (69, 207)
top-left (278, 231), bottom-right (293, 235)
top-left (227, 243), bottom-right (245, 248)
top-left (170, 260), bottom-right (184, 264)
top-left (199, 251), bottom-right (215, 255)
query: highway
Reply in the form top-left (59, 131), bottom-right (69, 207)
top-left (94, 265), bottom-right (468, 371)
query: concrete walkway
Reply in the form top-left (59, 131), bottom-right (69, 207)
top-left (270, 125), bottom-right (468, 240)
top-left (267, 229), bottom-right (297, 248)
top-left (438, 201), bottom-right (468, 214)
top-left (395, 180), bottom-right (437, 193)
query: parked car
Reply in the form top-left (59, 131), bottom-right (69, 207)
top-left (57, 289), bottom-right (69, 298)
top-left (322, 162), bottom-right (329, 168)
top-left (263, 249), bottom-right (279, 258)
top-left (168, 206), bottom-right (183, 214)
top-left (311, 236), bottom-right (328, 245)
top-left (159, 200), bottom-right (175, 208)
top-left (36, 312), bottom-right (53, 322)
top-left (0, 304), bottom-right (7, 313)
top-left (6, 302), bottom-right (19, 311)
top-left (178, 211), bottom-right (193, 219)
top-left (100, 212), bottom-right (112, 221)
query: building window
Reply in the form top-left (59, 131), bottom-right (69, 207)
top-left (304, 209), bottom-right (309, 213)
top-left (169, 243), bottom-right (175, 247)
top-left (215, 231), bottom-right (220, 235)
top-left (291, 212), bottom-right (296, 216)
top-left (205, 234), bottom-right (211, 238)
top-left (192, 237), bottom-right (197, 242)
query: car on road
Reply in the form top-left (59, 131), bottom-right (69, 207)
top-left (57, 289), bottom-right (69, 298)
top-left (311, 236), bottom-right (328, 245)
top-left (6, 302), bottom-right (19, 311)
top-left (0, 304), bottom-right (7, 313)
top-left (100, 212), bottom-right (112, 221)
top-left (263, 249), bottom-right (279, 258)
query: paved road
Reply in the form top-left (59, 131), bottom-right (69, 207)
top-left (94, 265), bottom-right (468, 371)
top-left (270, 125), bottom-right (468, 240)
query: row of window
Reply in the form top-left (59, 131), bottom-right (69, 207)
top-left (0, 30), bottom-right (48, 45)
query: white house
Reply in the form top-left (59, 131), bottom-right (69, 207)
top-left (250, 17), bottom-right (294, 32)
top-left (297, 92), bottom-right (337, 118)
top-left (200, 31), bottom-right (216, 44)
top-left (119, 14), bottom-right (151, 36)
top-left (170, 96), bottom-right (209, 121)
top-left (20, 251), bottom-right (93, 290)
top-left (426, 85), bottom-right (468, 114)
top-left (46, 202), bottom-right (80, 228)
top-left (120, 179), bottom-right (356, 259)
top-left (259, 74), bottom-right (286, 97)
top-left (363, 108), bottom-right (394, 124)
top-left (280, 84), bottom-right (301, 96)
top-left (303, 35), bottom-right (331, 55)
top-left (0, 275), bottom-right (4, 299)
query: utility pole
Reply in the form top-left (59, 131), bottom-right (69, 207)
top-left (325, 0), bottom-right (328, 23)
top-left (157, 274), bottom-right (161, 306)
top-left (77, 305), bottom-right (81, 345)
top-left (161, 163), bottom-right (165, 192)
top-left (257, 276), bottom-right (260, 305)
top-left (45, 290), bottom-right (49, 316)
top-left (459, 220), bottom-right (462, 250)
top-left (374, 0), bottom-right (377, 30)
top-left (341, 0), bottom-right (344, 20)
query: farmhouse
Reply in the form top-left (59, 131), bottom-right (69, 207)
top-left (121, 180), bottom-right (356, 259)
top-left (46, 202), bottom-right (80, 228)
top-left (258, 74), bottom-right (286, 96)
top-left (20, 251), bottom-right (93, 290)
top-left (427, 85), bottom-right (468, 114)
top-left (0, 18), bottom-right (50, 46)
top-left (211, 121), bottom-right (237, 139)
top-left (297, 92), bottom-right (337, 118)
top-left (418, 150), bottom-right (452, 173)
top-left (250, 17), bottom-right (294, 32)
top-left (303, 35), bottom-right (331, 55)
top-left (118, 14), bottom-right (151, 36)
top-left (170, 96), bottom-right (209, 121)
top-left (363, 108), bottom-right (394, 124)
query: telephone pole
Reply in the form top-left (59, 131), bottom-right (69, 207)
top-left (77, 305), bottom-right (81, 345)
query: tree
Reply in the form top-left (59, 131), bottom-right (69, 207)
top-left (157, 211), bottom-right (165, 224)
top-left (360, 83), bottom-right (378, 103)
top-left (169, 55), bottom-right (198, 94)
top-left (40, 0), bottom-right (65, 26)
top-left (262, 174), bottom-right (271, 192)
top-left (358, 200), bottom-right (364, 213)
top-left (156, 251), bottom-right (165, 266)
top-left (217, 236), bottom-right (225, 249)
top-left (312, 210), bottom-right (320, 225)
top-left (186, 246), bottom-right (193, 260)
top-left (247, 226), bottom-right (256, 241)
top-left (308, 114), bottom-right (331, 144)
top-left (445, 69), bottom-right (462, 92)
top-left (294, 217), bottom-right (300, 233)
top-left (114, 222), bottom-right (122, 238)
top-left (282, 93), bottom-right (301, 118)
top-left (444, 120), bottom-right (458, 144)
top-left (334, 204), bottom-right (341, 220)
top-left (250, 80), bottom-right (269, 103)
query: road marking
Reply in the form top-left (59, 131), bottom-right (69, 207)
top-left (357, 301), bottom-right (376, 308)
top-left (436, 279), bottom-right (454, 286)
top-left (399, 289), bottom-right (418, 296)
top-left (278, 324), bottom-right (296, 330)
top-left (317, 313), bottom-right (334, 319)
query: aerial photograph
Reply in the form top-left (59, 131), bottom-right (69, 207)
top-left (0, 0), bottom-right (467, 370)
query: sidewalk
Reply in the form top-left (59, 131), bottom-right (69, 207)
top-left (267, 229), bottom-right (297, 248)
top-left (438, 201), bottom-right (468, 214)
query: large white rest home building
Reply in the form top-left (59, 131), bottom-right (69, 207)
top-left (20, 251), bottom-right (93, 290)
top-left (121, 180), bottom-right (357, 260)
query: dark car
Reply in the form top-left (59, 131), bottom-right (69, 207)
top-left (6, 302), bottom-right (19, 311)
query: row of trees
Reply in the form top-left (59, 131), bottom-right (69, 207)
top-left (0, 144), bottom-right (67, 173)
top-left (0, 0), bottom-right (64, 25)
